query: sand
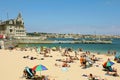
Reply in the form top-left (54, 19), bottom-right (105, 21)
top-left (0, 48), bottom-right (120, 80)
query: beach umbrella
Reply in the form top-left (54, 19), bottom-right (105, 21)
top-left (106, 61), bottom-right (114, 67)
top-left (32, 64), bottom-right (48, 76)
top-left (103, 61), bottom-right (114, 67)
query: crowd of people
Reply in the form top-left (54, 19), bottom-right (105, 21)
top-left (19, 47), bottom-right (120, 80)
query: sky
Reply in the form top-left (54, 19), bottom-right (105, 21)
top-left (0, 0), bottom-right (120, 35)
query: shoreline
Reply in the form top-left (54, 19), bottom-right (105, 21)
top-left (18, 43), bottom-right (118, 54)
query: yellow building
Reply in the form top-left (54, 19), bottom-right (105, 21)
top-left (0, 13), bottom-right (26, 38)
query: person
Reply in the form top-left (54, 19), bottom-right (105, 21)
top-left (80, 56), bottom-right (86, 68)
top-left (62, 62), bottom-right (70, 67)
top-left (78, 48), bottom-right (83, 52)
top-left (68, 56), bottom-right (74, 63)
top-left (65, 58), bottom-right (72, 63)
top-left (91, 55), bottom-right (98, 63)
top-left (83, 56), bottom-right (87, 68)
top-left (0, 45), bottom-right (1, 49)
top-left (88, 73), bottom-right (95, 80)
top-left (108, 50), bottom-right (110, 54)
top-left (75, 51), bottom-right (77, 57)
top-left (106, 70), bottom-right (119, 76)
top-left (80, 56), bottom-right (84, 67)
top-left (23, 67), bottom-right (36, 79)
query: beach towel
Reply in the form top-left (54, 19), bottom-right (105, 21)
top-left (61, 67), bottom-right (68, 72)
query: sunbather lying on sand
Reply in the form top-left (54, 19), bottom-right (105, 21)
top-left (91, 55), bottom-right (99, 63)
top-left (106, 71), bottom-right (119, 76)
top-left (88, 73), bottom-right (95, 80)
top-left (55, 62), bottom-right (70, 68)
top-left (62, 62), bottom-right (70, 67)
top-left (82, 73), bottom-right (108, 80)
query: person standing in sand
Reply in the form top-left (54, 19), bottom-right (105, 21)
top-left (80, 56), bottom-right (84, 67)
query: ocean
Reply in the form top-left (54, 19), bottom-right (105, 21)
top-left (18, 38), bottom-right (120, 54)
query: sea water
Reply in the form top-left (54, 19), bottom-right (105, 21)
top-left (18, 38), bottom-right (120, 54)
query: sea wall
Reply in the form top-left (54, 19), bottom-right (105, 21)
top-left (17, 39), bottom-right (112, 44)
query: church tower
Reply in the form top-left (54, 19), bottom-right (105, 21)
top-left (16, 12), bottom-right (24, 26)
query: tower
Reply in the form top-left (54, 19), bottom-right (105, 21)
top-left (16, 12), bottom-right (24, 25)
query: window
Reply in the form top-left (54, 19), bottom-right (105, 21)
top-left (10, 29), bottom-right (13, 32)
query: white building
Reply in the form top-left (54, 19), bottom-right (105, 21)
top-left (0, 13), bottom-right (26, 38)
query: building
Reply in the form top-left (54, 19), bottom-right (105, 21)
top-left (0, 13), bottom-right (26, 38)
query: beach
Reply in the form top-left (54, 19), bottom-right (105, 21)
top-left (0, 0), bottom-right (120, 80)
top-left (0, 48), bottom-right (120, 80)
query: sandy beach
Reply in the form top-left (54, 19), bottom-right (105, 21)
top-left (0, 48), bottom-right (120, 80)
